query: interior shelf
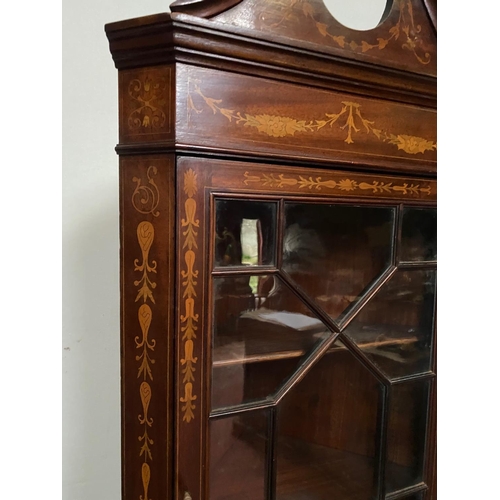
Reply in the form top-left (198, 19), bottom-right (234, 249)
top-left (213, 332), bottom-right (419, 367)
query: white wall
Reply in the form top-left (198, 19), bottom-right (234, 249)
top-left (62, 1), bottom-right (386, 499)
top-left (62, 2), bottom-right (168, 500)
top-left (324, 0), bottom-right (388, 31)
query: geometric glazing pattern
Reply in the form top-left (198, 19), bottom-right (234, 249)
top-left (210, 196), bottom-right (436, 500)
top-left (212, 275), bottom-right (332, 410)
top-left (283, 203), bottom-right (395, 322)
top-left (276, 339), bottom-right (383, 500)
top-left (343, 269), bottom-right (436, 380)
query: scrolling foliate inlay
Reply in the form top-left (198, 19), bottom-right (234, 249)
top-left (141, 463), bottom-right (151, 500)
top-left (259, 0), bottom-right (431, 65)
top-left (136, 304), bottom-right (156, 382)
top-left (128, 77), bottom-right (167, 131)
top-left (134, 234), bottom-right (157, 500)
top-left (180, 169), bottom-right (199, 423)
top-left (132, 166), bottom-right (160, 217)
top-left (243, 172), bottom-right (432, 196)
top-left (134, 242), bottom-right (157, 500)
top-left (120, 67), bottom-right (172, 141)
top-left (134, 222), bottom-right (157, 304)
top-left (131, 172), bottom-right (161, 500)
top-left (188, 84), bottom-right (436, 155)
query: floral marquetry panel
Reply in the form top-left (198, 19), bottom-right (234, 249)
top-left (119, 155), bottom-right (175, 500)
top-left (119, 66), bottom-right (174, 144)
top-left (178, 65), bottom-right (437, 173)
top-left (209, 160), bottom-right (437, 202)
top-left (175, 164), bottom-right (210, 500)
top-left (213, 0), bottom-right (436, 77)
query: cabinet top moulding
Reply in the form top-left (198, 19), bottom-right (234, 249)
top-left (105, 0), bottom-right (437, 108)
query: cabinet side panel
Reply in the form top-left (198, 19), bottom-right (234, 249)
top-left (119, 66), bottom-right (175, 145)
top-left (120, 156), bottom-right (175, 500)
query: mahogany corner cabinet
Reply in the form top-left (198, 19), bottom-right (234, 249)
top-left (105, 0), bottom-right (437, 498)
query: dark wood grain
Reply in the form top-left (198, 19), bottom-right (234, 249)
top-left (106, 13), bottom-right (436, 108)
top-left (208, 159), bottom-right (437, 201)
top-left (107, 0), bottom-right (436, 497)
top-left (176, 65), bottom-right (437, 173)
top-left (120, 156), bottom-right (175, 500)
top-left (175, 161), bottom-right (212, 500)
top-left (119, 66), bottom-right (174, 144)
top-left (213, 0), bottom-right (436, 77)
top-left (170, 0), bottom-right (242, 17)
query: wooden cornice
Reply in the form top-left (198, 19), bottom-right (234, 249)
top-left (170, 0), bottom-right (242, 18)
top-left (106, 13), bottom-right (436, 108)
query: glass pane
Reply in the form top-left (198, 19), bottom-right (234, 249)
top-left (386, 382), bottom-right (430, 493)
top-left (209, 410), bottom-right (268, 500)
top-left (343, 270), bottom-right (436, 379)
top-left (401, 207), bottom-right (437, 262)
top-left (283, 203), bottom-right (394, 321)
top-left (212, 275), bottom-right (331, 410)
top-left (215, 199), bottom-right (277, 267)
top-left (276, 341), bottom-right (382, 500)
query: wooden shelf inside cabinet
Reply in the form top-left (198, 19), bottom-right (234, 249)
top-left (213, 334), bottom-right (419, 367)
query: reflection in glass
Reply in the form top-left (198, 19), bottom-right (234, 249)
top-left (343, 270), bottom-right (436, 379)
top-left (212, 275), bottom-right (331, 410)
top-left (283, 203), bottom-right (394, 321)
top-left (276, 340), bottom-right (382, 500)
top-left (215, 199), bottom-right (277, 267)
top-left (209, 411), bottom-right (268, 500)
top-left (386, 382), bottom-right (430, 492)
top-left (401, 207), bottom-right (437, 262)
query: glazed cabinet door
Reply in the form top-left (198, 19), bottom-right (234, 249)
top-left (175, 157), bottom-right (436, 500)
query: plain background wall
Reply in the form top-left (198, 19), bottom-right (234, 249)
top-left (62, 2), bottom-right (168, 499)
top-left (62, 1), bottom-right (386, 499)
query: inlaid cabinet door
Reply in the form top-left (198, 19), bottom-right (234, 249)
top-left (175, 157), bottom-right (436, 500)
